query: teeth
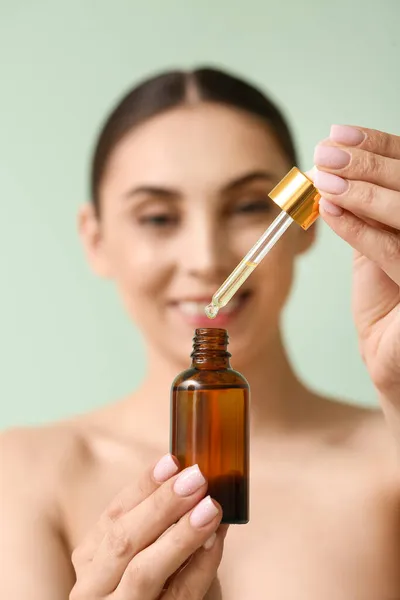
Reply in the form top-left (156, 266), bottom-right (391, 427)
top-left (177, 297), bottom-right (242, 316)
top-left (178, 302), bottom-right (205, 316)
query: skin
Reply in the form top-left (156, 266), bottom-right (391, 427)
top-left (1, 103), bottom-right (400, 599)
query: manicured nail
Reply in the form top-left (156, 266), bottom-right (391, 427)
top-left (330, 125), bottom-right (365, 146)
top-left (313, 170), bottom-right (349, 195)
top-left (304, 167), bottom-right (317, 181)
top-left (153, 454), bottom-right (179, 483)
top-left (203, 533), bottom-right (217, 550)
top-left (314, 145), bottom-right (351, 169)
top-left (319, 197), bottom-right (344, 217)
top-left (190, 496), bottom-right (219, 528)
top-left (174, 464), bottom-right (206, 496)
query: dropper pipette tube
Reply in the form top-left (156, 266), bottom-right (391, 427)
top-left (205, 167), bottom-right (320, 319)
top-left (205, 211), bottom-right (293, 319)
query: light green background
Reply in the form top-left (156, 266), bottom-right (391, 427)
top-left (1, 1), bottom-right (399, 428)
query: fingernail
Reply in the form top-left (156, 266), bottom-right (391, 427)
top-left (153, 454), bottom-right (179, 483)
top-left (330, 125), bottom-right (365, 146)
top-left (203, 533), bottom-right (217, 550)
top-left (319, 197), bottom-right (344, 217)
top-left (174, 464), bottom-right (206, 497)
top-left (304, 166), bottom-right (317, 181)
top-left (314, 145), bottom-right (351, 169)
top-left (313, 170), bottom-right (349, 195)
top-left (190, 496), bottom-right (219, 528)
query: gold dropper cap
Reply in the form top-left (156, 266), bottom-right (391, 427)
top-left (268, 167), bottom-right (321, 230)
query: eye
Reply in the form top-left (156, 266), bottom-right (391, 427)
top-left (138, 213), bottom-right (179, 227)
top-left (234, 197), bottom-right (272, 214)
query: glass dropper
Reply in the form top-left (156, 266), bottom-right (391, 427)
top-left (205, 210), bottom-right (293, 318)
top-left (205, 167), bottom-right (320, 319)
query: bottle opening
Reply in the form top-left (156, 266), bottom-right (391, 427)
top-left (191, 328), bottom-right (231, 367)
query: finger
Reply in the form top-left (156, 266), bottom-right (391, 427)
top-left (71, 453), bottom-right (179, 570)
top-left (89, 464), bottom-right (208, 593)
top-left (329, 125), bottom-right (400, 160)
top-left (319, 200), bottom-right (400, 286)
top-left (351, 251), bottom-right (399, 339)
top-left (160, 525), bottom-right (228, 594)
top-left (115, 496), bottom-right (222, 600)
top-left (314, 142), bottom-right (400, 192)
top-left (162, 527), bottom-right (227, 600)
top-left (313, 170), bottom-right (400, 230)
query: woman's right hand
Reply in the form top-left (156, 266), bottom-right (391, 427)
top-left (70, 454), bottom-right (227, 600)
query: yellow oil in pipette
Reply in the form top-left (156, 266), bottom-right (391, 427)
top-left (204, 260), bottom-right (257, 319)
top-left (205, 212), bottom-right (292, 319)
top-left (205, 167), bottom-right (321, 319)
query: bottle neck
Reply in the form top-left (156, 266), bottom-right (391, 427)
top-left (191, 328), bottom-right (231, 370)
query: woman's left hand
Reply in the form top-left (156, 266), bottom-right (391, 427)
top-left (312, 125), bottom-right (400, 413)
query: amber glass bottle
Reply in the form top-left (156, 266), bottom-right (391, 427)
top-left (170, 328), bottom-right (249, 524)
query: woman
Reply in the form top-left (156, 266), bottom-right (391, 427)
top-left (1, 66), bottom-right (400, 599)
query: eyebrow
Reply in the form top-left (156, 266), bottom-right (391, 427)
top-left (124, 185), bottom-right (180, 199)
top-left (222, 170), bottom-right (279, 192)
top-left (123, 170), bottom-right (278, 200)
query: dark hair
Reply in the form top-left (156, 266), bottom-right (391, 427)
top-left (90, 66), bottom-right (298, 213)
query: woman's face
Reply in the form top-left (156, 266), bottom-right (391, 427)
top-left (80, 103), bottom-right (315, 367)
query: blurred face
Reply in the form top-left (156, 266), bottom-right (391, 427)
top-left (80, 103), bottom-right (314, 367)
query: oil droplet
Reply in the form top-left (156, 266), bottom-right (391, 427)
top-left (205, 303), bottom-right (219, 319)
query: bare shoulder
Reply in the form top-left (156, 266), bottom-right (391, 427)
top-left (0, 421), bottom-right (82, 495)
top-left (0, 403), bottom-right (148, 506)
top-left (347, 404), bottom-right (398, 465)
top-left (0, 422), bottom-right (90, 597)
top-left (316, 395), bottom-right (397, 469)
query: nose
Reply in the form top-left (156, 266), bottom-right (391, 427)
top-left (179, 215), bottom-right (231, 281)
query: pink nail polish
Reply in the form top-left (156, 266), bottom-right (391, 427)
top-left (330, 125), bottom-right (365, 146)
top-left (173, 464), bottom-right (206, 496)
top-left (153, 454), bottom-right (179, 483)
top-left (190, 496), bottom-right (219, 528)
top-left (319, 197), bottom-right (344, 217)
top-left (313, 170), bottom-right (348, 195)
top-left (203, 533), bottom-right (217, 550)
top-left (314, 145), bottom-right (351, 169)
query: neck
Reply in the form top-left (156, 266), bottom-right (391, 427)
top-left (123, 327), bottom-right (313, 447)
top-left (237, 329), bottom-right (312, 434)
